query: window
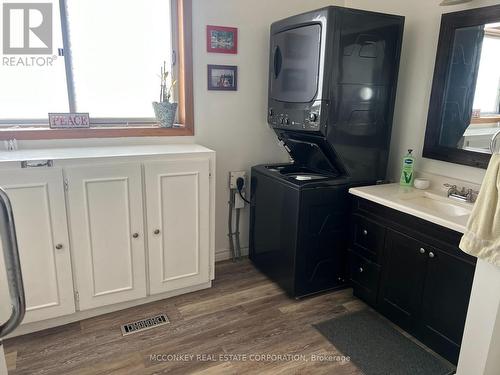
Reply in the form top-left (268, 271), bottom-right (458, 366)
top-left (0, 1), bottom-right (67, 119)
top-left (473, 34), bottom-right (500, 115)
top-left (0, 0), bottom-right (193, 138)
top-left (67, 0), bottom-right (173, 119)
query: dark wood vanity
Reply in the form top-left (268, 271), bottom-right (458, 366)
top-left (348, 197), bottom-right (477, 365)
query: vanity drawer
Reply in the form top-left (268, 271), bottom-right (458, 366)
top-left (349, 250), bottom-right (381, 306)
top-left (352, 214), bottom-right (386, 262)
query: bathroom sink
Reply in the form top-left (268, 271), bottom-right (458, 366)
top-left (349, 183), bottom-right (475, 233)
top-left (401, 192), bottom-right (472, 218)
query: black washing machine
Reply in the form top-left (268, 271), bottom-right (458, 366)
top-left (250, 164), bottom-right (352, 298)
top-left (249, 6), bottom-right (404, 298)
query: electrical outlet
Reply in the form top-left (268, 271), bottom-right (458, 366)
top-left (229, 171), bottom-right (246, 189)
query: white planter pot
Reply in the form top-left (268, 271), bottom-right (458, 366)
top-left (152, 101), bottom-right (178, 128)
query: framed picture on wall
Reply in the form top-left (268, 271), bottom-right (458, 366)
top-left (207, 65), bottom-right (237, 91)
top-left (206, 25), bottom-right (238, 54)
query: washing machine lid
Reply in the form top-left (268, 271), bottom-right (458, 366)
top-left (278, 131), bottom-right (345, 176)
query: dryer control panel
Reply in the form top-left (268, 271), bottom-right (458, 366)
top-left (267, 100), bottom-right (326, 133)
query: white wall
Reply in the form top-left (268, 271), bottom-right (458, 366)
top-left (191, 0), bottom-right (345, 258)
top-left (346, 0), bottom-right (499, 185)
top-left (457, 259), bottom-right (500, 375)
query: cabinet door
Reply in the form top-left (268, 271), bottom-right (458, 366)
top-left (0, 168), bottom-right (75, 323)
top-left (65, 163), bottom-right (146, 310)
top-left (378, 229), bottom-right (427, 332)
top-left (145, 159), bottom-right (210, 294)
top-left (419, 248), bottom-right (475, 364)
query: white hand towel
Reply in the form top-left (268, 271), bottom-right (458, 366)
top-left (460, 154), bottom-right (500, 266)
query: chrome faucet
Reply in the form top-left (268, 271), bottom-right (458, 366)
top-left (444, 184), bottom-right (478, 203)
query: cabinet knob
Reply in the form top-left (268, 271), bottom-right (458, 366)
top-left (154, 229), bottom-right (160, 235)
top-left (132, 233), bottom-right (139, 239)
top-left (359, 267), bottom-right (364, 273)
top-left (55, 244), bottom-right (63, 250)
top-left (428, 252), bottom-right (435, 259)
top-left (362, 229), bottom-right (368, 236)
top-left (419, 248), bottom-right (426, 254)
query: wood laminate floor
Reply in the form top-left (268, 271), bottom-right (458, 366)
top-left (4, 259), bottom-right (366, 375)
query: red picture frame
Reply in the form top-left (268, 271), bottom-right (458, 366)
top-left (206, 25), bottom-right (238, 54)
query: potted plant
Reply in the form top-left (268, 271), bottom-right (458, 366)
top-left (152, 61), bottom-right (177, 128)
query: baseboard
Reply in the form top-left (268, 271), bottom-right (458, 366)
top-left (215, 247), bottom-right (249, 262)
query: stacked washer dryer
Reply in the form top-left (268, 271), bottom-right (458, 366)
top-left (249, 6), bottom-right (404, 298)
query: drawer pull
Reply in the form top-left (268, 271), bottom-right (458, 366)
top-left (419, 248), bottom-right (426, 254)
top-left (21, 160), bottom-right (53, 168)
top-left (55, 244), bottom-right (63, 250)
top-left (362, 229), bottom-right (368, 236)
top-left (132, 233), bottom-right (139, 239)
top-left (359, 267), bottom-right (364, 273)
top-left (153, 229), bottom-right (160, 235)
top-left (428, 252), bottom-right (435, 259)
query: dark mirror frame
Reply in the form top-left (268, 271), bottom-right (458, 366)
top-left (423, 4), bottom-right (500, 169)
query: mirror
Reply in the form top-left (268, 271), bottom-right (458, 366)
top-left (424, 5), bottom-right (500, 169)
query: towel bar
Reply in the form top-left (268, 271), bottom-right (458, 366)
top-left (490, 130), bottom-right (500, 154)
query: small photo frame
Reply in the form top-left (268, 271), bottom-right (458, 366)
top-left (207, 25), bottom-right (238, 54)
top-left (207, 65), bottom-right (238, 91)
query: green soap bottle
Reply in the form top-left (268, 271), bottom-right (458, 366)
top-left (400, 149), bottom-right (415, 186)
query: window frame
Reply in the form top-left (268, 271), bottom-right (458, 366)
top-left (0, 0), bottom-right (194, 140)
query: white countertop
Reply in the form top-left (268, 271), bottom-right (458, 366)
top-left (0, 144), bottom-right (214, 162)
top-left (349, 183), bottom-right (473, 234)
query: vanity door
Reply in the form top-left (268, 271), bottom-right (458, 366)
top-left (378, 229), bottom-right (428, 333)
top-left (418, 247), bottom-right (476, 364)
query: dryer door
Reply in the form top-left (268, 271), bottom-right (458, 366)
top-left (270, 24), bottom-right (322, 103)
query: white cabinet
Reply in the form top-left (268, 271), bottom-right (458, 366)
top-left (0, 168), bottom-right (75, 323)
top-left (145, 159), bottom-right (211, 294)
top-left (0, 145), bottom-right (215, 333)
top-left (65, 163), bottom-right (147, 310)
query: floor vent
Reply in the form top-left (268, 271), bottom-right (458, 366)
top-left (120, 313), bottom-right (170, 336)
